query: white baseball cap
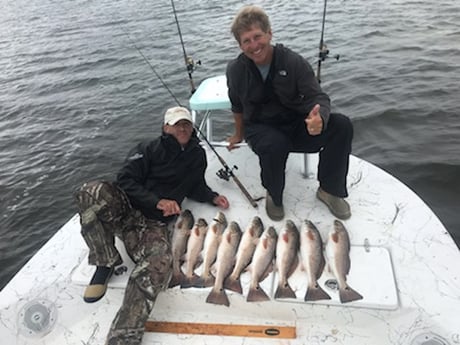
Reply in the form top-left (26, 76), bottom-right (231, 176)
top-left (164, 106), bottom-right (193, 125)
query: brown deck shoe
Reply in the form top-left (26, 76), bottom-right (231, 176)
top-left (316, 187), bottom-right (351, 220)
top-left (265, 192), bottom-right (284, 221)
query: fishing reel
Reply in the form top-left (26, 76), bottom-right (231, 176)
top-left (318, 43), bottom-right (340, 62)
top-left (216, 165), bottom-right (238, 181)
top-left (186, 56), bottom-right (201, 74)
top-left (316, 43), bottom-right (340, 84)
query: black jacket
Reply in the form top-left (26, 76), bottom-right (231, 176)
top-left (227, 43), bottom-right (331, 128)
top-left (116, 132), bottom-right (218, 220)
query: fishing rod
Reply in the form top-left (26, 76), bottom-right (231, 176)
top-left (316, 0), bottom-right (340, 83)
top-left (117, 24), bottom-right (182, 106)
top-left (193, 126), bottom-right (260, 208)
top-left (170, 0), bottom-right (201, 94)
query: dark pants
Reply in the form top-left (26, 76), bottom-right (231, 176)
top-left (244, 113), bottom-right (353, 205)
top-left (74, 181), bottom-right (173, 345)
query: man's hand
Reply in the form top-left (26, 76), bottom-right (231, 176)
top-left (227, 112), bottom-right (244, 151)
top-left (156, 199), bottom-right (181, 217)
top-left (213, 195), bottom-right (230, 209)
top-left (227, 134), bottom-right (243, 151)
top-left (305, 104), bottom-right (323, 136)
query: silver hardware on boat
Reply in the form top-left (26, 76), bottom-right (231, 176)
top-left (325, 279), bottom-right (338, 291)
top-left (364, 238), bottom-right (370, 252)
top-left (114, 265), bottom-right (128, 276)
top-left (410, 332), bottom-right (450, 345)
top-left (18, 299), bottom-right (57, 338)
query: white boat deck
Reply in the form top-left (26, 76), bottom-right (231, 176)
top-left (1, 75), bottom-right (459, 345)
top-left (1, 148), bottom-right (459, 344)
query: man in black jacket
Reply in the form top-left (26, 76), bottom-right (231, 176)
top-left (74, 106), bottom-right (229, 345)
top-left (226, 5), bottom-right (353, 221)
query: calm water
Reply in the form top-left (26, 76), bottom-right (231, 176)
top-left (1, 0), bottom-right (459, 290)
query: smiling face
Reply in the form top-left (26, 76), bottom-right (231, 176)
top-left (163, 120), bottom-right (194, 147)
top-left (239, 24), bottom-right (273, 66)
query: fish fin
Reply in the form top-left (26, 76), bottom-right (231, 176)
top-left (316, 256), bottom-right (326, 280)
top-left (274, 282), bottom-right (297, 299)
top-left (339, 285), bottom-right (363, 303)
top-left (223, 276), bottom-right (243, 294)
top-left (247, 284), bottom-right (270, 302)
top-left (298, 260), bottom-right (305, 272)
top-left (194, 255), bottom-right (203, 269)
top-left (287, 255), bottom-right (299, 278)
top-left (206, 287), bottom-right (230, 306)
top-left (304, 283), bottom-right (331, 301)
top-left (259, 262), bottom-right (274, 282)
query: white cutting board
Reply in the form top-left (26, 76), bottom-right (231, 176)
top-left (272, 245), bottom-right (399, 310)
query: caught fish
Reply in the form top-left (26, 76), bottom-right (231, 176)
top-left (168, 209), bottom-right (194, 288)
top-left (224, 216), bottom-right (264, 294)
top-left (206, 221), bottom-right (242, 306)
top-left (247, 226), bottom-right (277, 302)
top-left (325, 220), bottom-right (363, 303)
top-left (300, 220), bottom-right (331, 301)
top-left (274, 220), bottom-right (300, 299)
top-left (180, 218), bottom-right (208, 288)
top-left (195, 211), bottom-right (227, 288)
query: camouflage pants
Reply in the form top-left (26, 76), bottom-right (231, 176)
top-left (74, 181), bottom-right (173, 345)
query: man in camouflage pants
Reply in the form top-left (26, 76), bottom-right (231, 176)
top-left (75, 107), bottom-right (229, 345)
top-left (75, 180), bottom-right (172, 344)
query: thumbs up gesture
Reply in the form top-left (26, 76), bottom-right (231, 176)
top-left (305, 104), bottom-right (323, 136)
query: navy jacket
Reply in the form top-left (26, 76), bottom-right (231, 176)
top-left (227, 43), bottom-right (331, 128)
top-left (116, 132), bottom-right (217, 221)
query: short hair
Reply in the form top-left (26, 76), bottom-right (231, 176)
top-left (231, 5), bottom-right (271, 43)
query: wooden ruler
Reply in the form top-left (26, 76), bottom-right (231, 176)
top-left (145, 320), bottom-right (296, 339)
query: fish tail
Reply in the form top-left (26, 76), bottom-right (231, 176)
top-left (193, 274), bottom-right (215, 288)
top-left (180, 273), bottom-right (199, 289)
top-left (247, 284), bottom-right (270, 302)
top-left (304, 283), bottom-right (331, 301)
top-left (168, 270), bottom-right (185, 288)
top-left (188, 274), bottom-right (206, 288)
top-left (223, 276), bottom-right (243, 294)
top-left (206, 287), bottom-right (230, 306)
top-left (274, 282), bottom-right (297, 299)
top-left (339, 285), bottom-right (363, 303)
